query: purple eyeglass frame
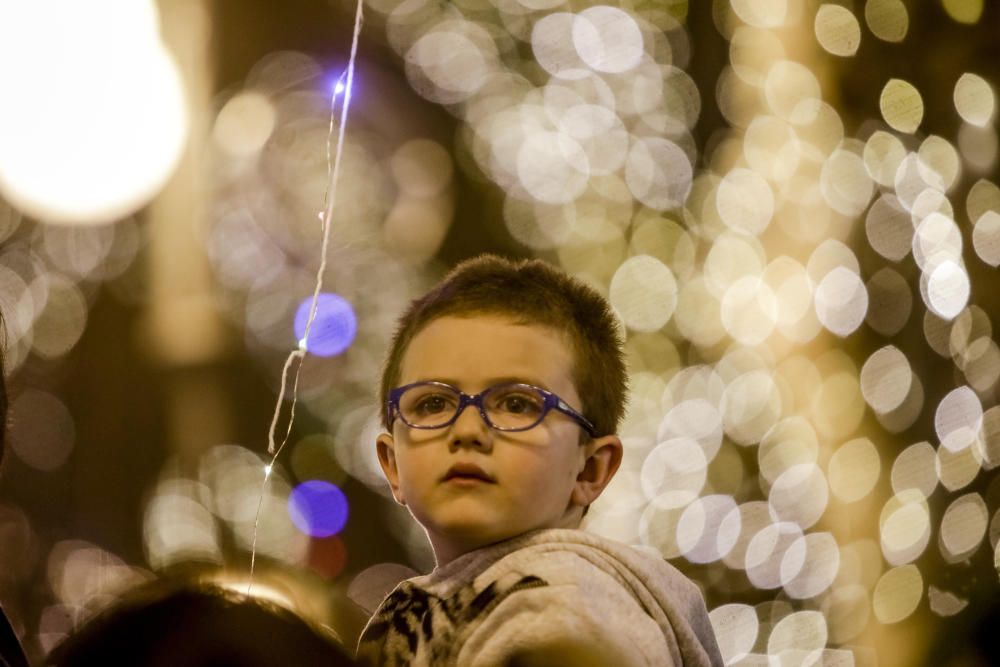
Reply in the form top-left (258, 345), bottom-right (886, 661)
top-left (387, 381), bottom-right (598, 437)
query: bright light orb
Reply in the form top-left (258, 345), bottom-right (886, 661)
top-left (973, 210), bottom-right (1000, 266)
top-left (572, 6), bottom-right (644, 74)
top-left (532, 13), bottom-right (588, 80)
top-left (405, 26), bottom-right (494, 105)
top-left (880, 79), bottom-right (924, 134)
top-left (717, 168), bottom-right (774, 235)
top-left (925, 260), bottom-right (970, 320)
top-left (942, 0), bottom-right (984, 24)
top-left (294, 293), bottom-right (358, 357)
top-left (213, 92), bottom-right (276, 157)
top-left (708, 604), bottom-right (758, 665)
top-left (288, 480), bottom-right (349, 538)
top-left (625, 137), bottom-right (692, 211)
top-left (0, 0), bottom-right (188, 225)
top-left (609, 254), bottom-right (678, 333)
top-left (814, 4), bottom-right (861, 57)
top-left (516, 131), bottom-right (589, 204)
top-left (815, 267), bottom-right (869, 337)
top-left (873, 564), bottom-right (923, 623)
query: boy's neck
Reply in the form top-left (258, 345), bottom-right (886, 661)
top-left (431, 516), bottom-right (585, 567)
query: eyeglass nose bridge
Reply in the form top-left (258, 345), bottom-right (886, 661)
top-left (451, 389), bottom-right (494, 429)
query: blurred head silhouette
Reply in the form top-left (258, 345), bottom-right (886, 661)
top-left (47, 582), bottom-right (357, 667)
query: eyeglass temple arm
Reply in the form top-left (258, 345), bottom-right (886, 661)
top-left (553, 397), bottom-right (598, 436)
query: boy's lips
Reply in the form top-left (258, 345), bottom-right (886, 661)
top-left (441, 462), bottom-right (496, 483)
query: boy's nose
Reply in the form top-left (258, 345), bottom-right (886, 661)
top-left (449, 404), bottom-right (493, 451)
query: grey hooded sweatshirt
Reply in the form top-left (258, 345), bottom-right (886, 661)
top-left (356, 528), bottom-right (724, 666)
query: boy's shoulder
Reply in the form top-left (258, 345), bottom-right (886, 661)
top-left (357, 529), bottom-right (723, 667)
top-left (412, 527), bottom-right (708, 625)
top-left (429, 528), bottom-right (697, 592)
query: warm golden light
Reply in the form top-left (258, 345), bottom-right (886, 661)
top-left (814, 5), bottom-right (861, 57)
top-left (0, 0), bottom-right (188, 224)
top-left (880, 79), bottom-right (924, 134)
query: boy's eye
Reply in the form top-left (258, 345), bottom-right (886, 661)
top-left (491, 390), bottom-right (543, 415)
top-left (412, 393), bottom-right (455, 415)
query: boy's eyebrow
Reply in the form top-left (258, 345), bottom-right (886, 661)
top-left (420, 376), bottom-right (553, 391)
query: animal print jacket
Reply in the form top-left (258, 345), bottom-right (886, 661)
top-left (355, 528), bottom-right (723, 667)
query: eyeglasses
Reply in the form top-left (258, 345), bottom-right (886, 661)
top-left (387, 381), bottom-right (597, 437)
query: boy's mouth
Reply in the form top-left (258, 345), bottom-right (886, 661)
top-left (442, 462), bottom-right (496, 483)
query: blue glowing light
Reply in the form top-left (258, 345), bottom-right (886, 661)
top-left (288, 480), bottom-right (349, 538)
top-left (294, 293), bottom-right (357, 357)
top-left (329, 72), bottom-right (349, 98)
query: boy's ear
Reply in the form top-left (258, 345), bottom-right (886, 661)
top-left (571, 435), bottom-right (623, 508)
top-left (376, 433), bottom-right (406, 506)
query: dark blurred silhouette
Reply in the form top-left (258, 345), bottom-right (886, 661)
top-left (46, 582), bottom-right (357, 667)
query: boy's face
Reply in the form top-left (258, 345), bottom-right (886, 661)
top-left (376, 314), bottom-right (622, 565)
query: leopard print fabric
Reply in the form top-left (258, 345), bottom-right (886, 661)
top-left (356, 572), bottom-right (548, 666)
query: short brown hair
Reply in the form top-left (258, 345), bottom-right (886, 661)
top-left (379, 254), bottom-right (627, 438)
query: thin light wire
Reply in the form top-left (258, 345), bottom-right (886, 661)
top-left (247, 0), bottom-right (365, 594)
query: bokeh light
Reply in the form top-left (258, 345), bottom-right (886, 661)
top-left (294, 293), bottom-right (358, 357)
top-left (709, 603), bottom-right (758, 664)
top-left (954, 73), bottom-right (995, 127)
top-left (814, 5), bottom-right (861, 57)
top-left (609, 255), bottom-right (677, 333)
top-left (0, 0), bottom-right (188, 224)
top-left (828, 438), bottom-right (881, 503)
top-left (865, 0), bottom-right (909, 43)
top-left (941, 0), bottom-right (984, 24)
top-left (213, 91), bottom-right (276, 157)
top-left (880, 79), bottom-right (923, 134)
top-left (8, 389), bottom-right (75, 471)
top-left (143, 478), bottom-right (223, 569)
top-left (873, 564), bottom-right (923, 624)
top-left (939, 492), bottom-right (987, 562)
top-left (288, 480), bottom-right (349, 538)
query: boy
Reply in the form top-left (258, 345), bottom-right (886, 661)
top-left (356, 256), bottom-right (722, 666)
